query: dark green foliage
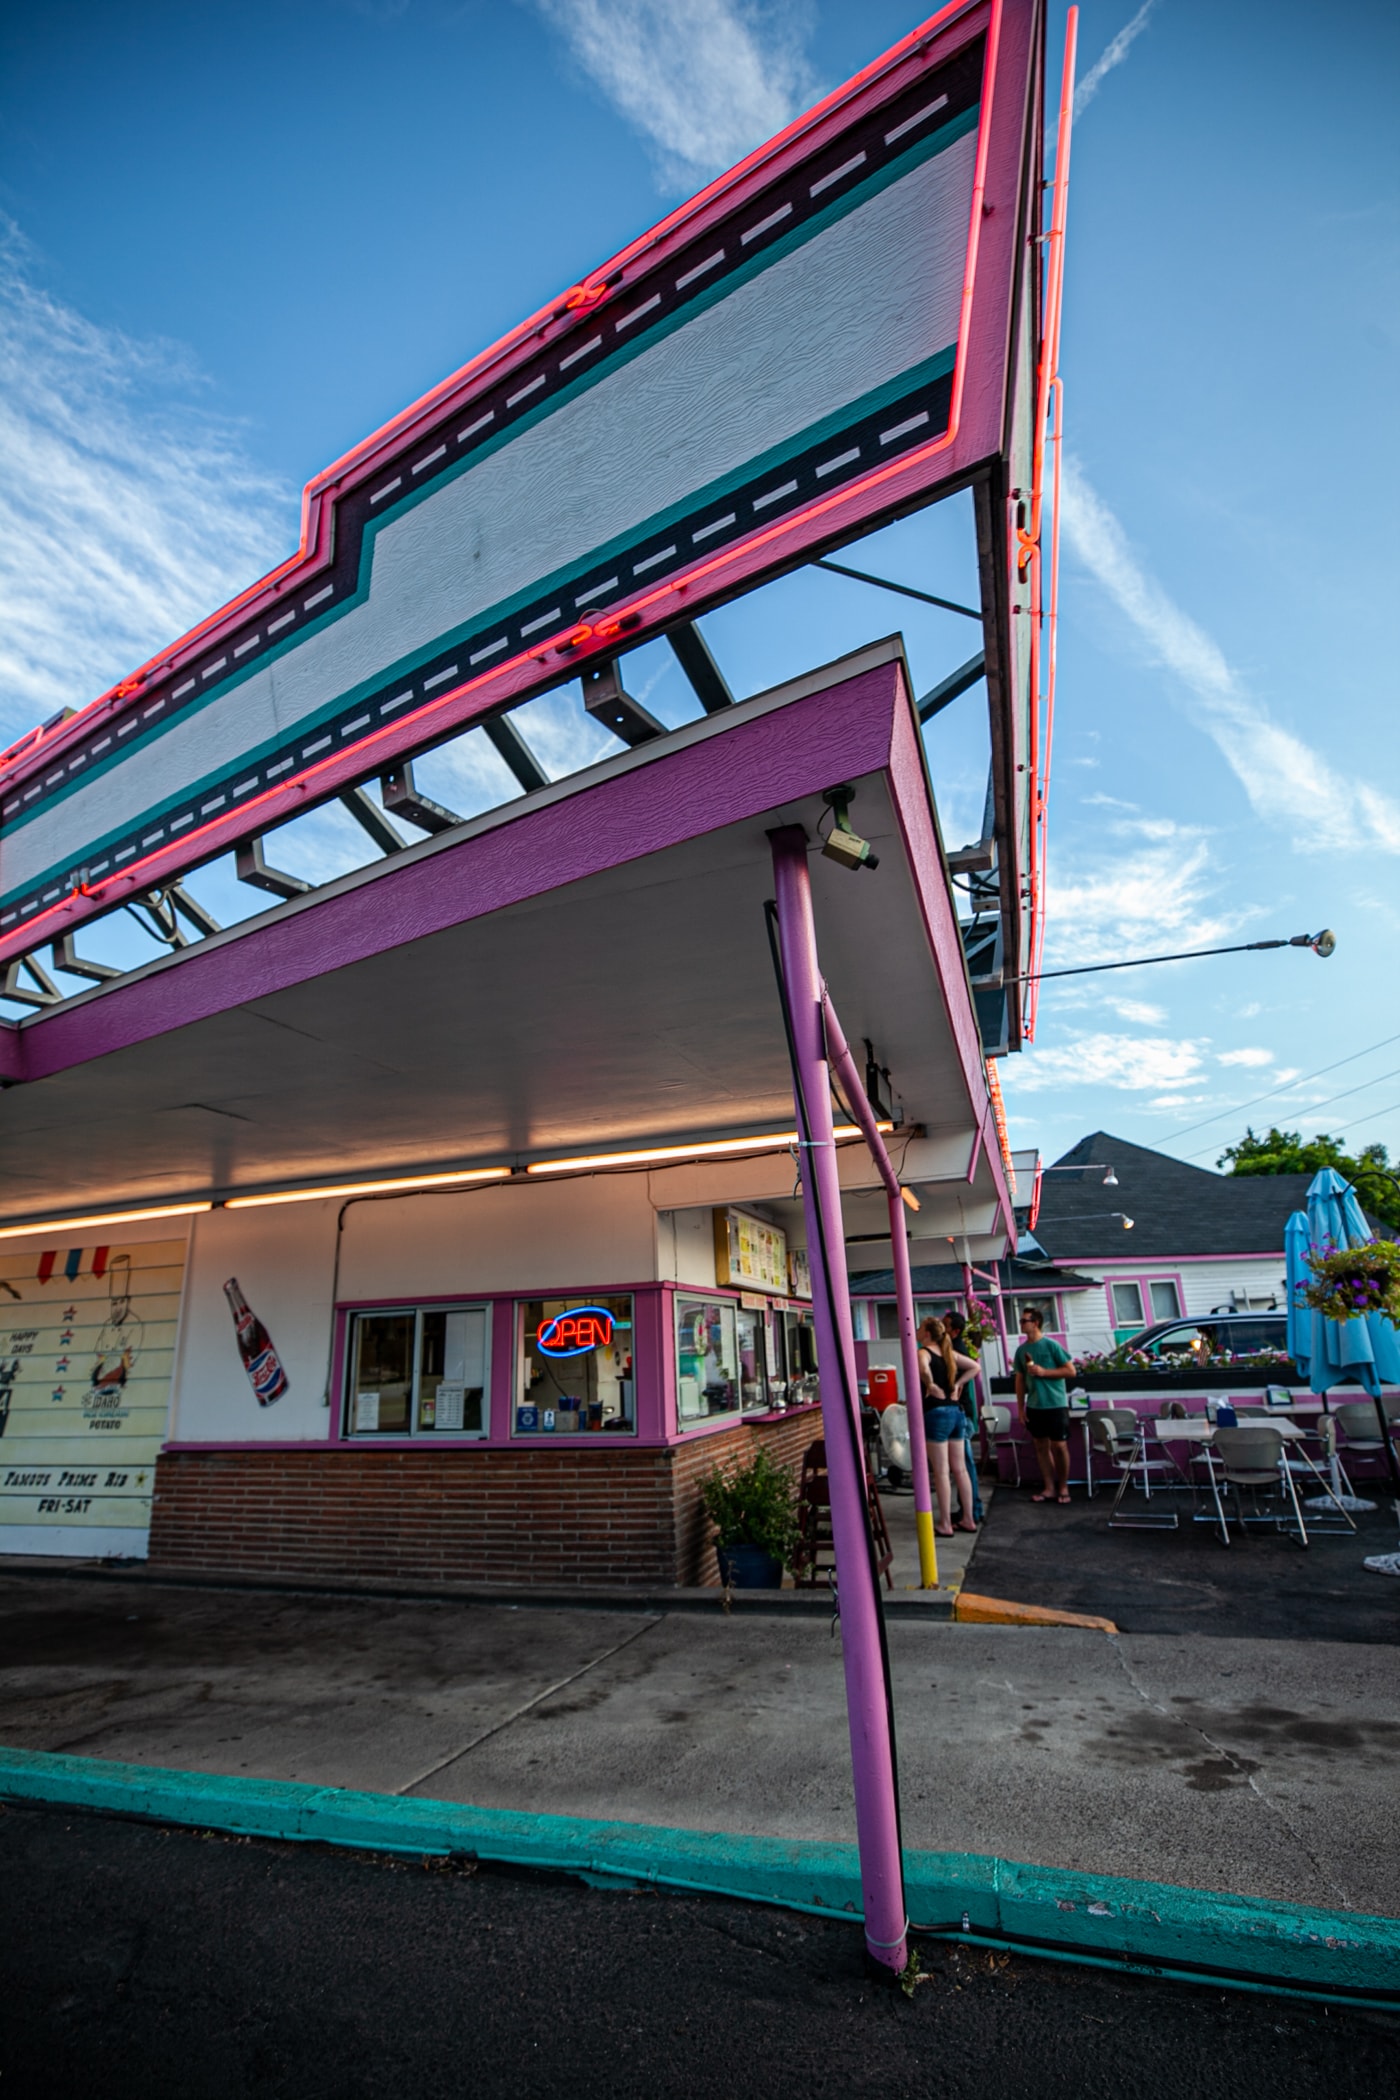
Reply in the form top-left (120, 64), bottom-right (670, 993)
top-left (1218, 1127), bottom-right (1400, 1233)
top-left (697, 1446), bottom-right (801, 1569)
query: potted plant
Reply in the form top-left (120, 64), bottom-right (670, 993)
top-left (1302, 1238), bottom-right (1400, 1324)
top-left (698, 1446), bottom-right (800, 1589)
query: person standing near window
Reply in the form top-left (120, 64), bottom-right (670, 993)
top-left (943, 1308), bottom-right (985, 1524)
top-left (1014, 1306), bottom-right (1075, 1506)
top-left (917, 1317), bottom-right (977, 1537)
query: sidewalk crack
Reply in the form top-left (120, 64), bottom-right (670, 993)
top-left (1106, 1634), bottom-right (1353, 1911)
top-left (393, 1615), bottom-right (664, 1796)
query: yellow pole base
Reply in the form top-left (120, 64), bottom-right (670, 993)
top-left (915, 1506), bottom-right (940, 1589)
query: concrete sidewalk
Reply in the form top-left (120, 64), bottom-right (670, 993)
top-left (1, 1567), bottom-right (1396, 1918)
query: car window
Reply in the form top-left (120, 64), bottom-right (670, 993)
top-left (1147, 1326), bottom-right (1202, 1354)
top-left (1219, 1318), bottom-right (1287, 1355)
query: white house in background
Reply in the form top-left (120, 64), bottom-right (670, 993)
top-left (1017, 1132), bottom-right (1312, 1361)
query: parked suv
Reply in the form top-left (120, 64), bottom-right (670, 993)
top-left (1131, 1311), bottom-right (1291, 1361)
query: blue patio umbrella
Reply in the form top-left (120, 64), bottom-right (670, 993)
top-left (1287, 1168), bottom-right (1400, 1492)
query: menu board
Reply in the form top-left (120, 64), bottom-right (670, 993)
top-left (0, 1239), bottom-right (186, 1550)
top-left (713, 1208), bottom-right (789, 1295)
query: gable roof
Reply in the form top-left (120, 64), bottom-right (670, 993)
top-left (1033, 1132), bottom-right (1315, 1261)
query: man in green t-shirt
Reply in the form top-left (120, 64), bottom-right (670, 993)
top-left (1013, 1306), bottom-right (1076, 1506)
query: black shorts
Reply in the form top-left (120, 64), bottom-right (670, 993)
top-left (1025, 1406), bottom-right (1069, 1443)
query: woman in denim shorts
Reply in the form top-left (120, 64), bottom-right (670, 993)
top-left (918, 1317), bottom-right (977, 1536)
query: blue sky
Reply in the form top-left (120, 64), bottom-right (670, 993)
top-left (0, 0), bottom-right (1396, 1171)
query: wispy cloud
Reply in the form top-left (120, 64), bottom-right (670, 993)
top-left (0, 225), bottom-right (292, 747)
top-left (1043, 828), bottom-right (1234, 969)
top-left (1217, 1047), bottom-right (1273, 1068)
top-left (1005, 1031), bottom-right (1207, 1093)
top-left (1060, 458), bottom-right (1400, 855)
top-left (530, 0), bottom-right (819, 189)
top-left (1074, 2), bottom-right (1155, 119)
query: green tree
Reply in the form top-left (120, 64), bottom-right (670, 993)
top-left (1218, 1127), bottom-right (1400, 1233)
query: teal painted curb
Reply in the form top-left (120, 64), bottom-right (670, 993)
top-left (2, 1747), bottom-right (1396, 2008)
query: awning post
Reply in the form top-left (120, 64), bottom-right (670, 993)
top-left (768, 826), bottom-right (908, 1977)
top-left (817, 986), bottom-right (938, 1590)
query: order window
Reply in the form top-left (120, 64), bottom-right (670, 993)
top-left (518, 1295), bottom-right (635, 1434)
top-left (676, 1296), bottom-right (741, 1426)
top-left (346, 1305), bottom-right (489, 1436)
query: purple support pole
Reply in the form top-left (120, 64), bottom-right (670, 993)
top-left (769, 827), bottom-right (908, 1976)
top-left (819, 992), bottom-right (938, 1589)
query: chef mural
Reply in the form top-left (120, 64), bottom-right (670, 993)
top-left (0, 1238), bottom-right (186, 1552)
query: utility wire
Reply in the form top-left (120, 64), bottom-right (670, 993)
top-left (1161, 1031), bottom-right (1400, 1146)
top-left (1338, 1097), bottom-right (1400, 1139)
top-left (1184, 1065), bottom-right (1400, 1161)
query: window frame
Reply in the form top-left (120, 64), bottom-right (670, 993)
top-left (515, 1293), bottom-right (638, 1437)
top-left (674, 1292), bottom-right (744, 1431)
top-left (342, 1300), bottom-right (492, 1441)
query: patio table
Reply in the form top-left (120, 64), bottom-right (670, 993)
top-left (1146, 1417), bottom-right (1355, 1546)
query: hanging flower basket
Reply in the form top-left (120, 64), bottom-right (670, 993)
top-left (960, 1296), bottom-right (996, 1355)
top-left (1301, 1239), bottom-right (1400, 1325)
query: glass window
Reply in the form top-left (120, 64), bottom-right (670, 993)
top-left (1110, 1281), bottom-right (1144, 1328)
top-left (346, 1305), bottom-right (489, 1437)
top-left (1148, 1279), bottom-right (1181, 1322)
top-left (518, 1296), bottom-right (635, 1434)
top-left (735, 1306), bottom-right (771, 1413)
top-left (775, 1307), bottom-right (820, 1407)
top-left (675, 1296), bottom-right (741, 1426)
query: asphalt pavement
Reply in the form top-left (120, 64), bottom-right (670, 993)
top-left (2, 1803), bottom-right (1394, 2100)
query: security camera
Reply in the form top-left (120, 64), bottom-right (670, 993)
top-left (820, 786), bottom-right (879, 873)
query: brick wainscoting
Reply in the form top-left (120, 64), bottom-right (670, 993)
top-left (148, 1409), bottom-right (821, 1589)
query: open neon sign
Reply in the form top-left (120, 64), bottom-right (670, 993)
top-left (536, 1307), bottom-right (614, 1357)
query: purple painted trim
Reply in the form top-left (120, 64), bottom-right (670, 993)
top-left (771, 824), bottom-right (907, 1974)
top-left (885, 682), bottom-right (1015, 1232)
top-left (1087, 1252), bottom-right (1287, 1266)
top-left (16, 666), bottom-right (904, 1085)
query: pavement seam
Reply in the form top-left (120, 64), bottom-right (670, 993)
top-left (1106, 1634), bottom-right (1354, 1913)
top-left (391, 1614), bottom-right (666, 1796)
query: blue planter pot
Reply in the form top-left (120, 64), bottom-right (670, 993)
top-left (717, 1543), bottom-right (783, 1589)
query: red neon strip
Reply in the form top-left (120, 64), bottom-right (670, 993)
top-left (1021, 6), bottom-right (1076, 1043)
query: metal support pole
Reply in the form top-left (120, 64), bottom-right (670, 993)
top-left (768, 827), bottom-right (908, 1977)
top-left (819, 990), bottom-right (938, 1589)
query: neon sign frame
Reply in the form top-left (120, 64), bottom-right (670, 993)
top-left (535, 1306), bottom-right (615, 1358)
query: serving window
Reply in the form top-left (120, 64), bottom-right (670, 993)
top-left (676, 1296), bottom-right (741, 1426)
top-left (346, 1304), bottom-right (490, 1437)
top-left (518, 1295), bottom-right (635, 1434)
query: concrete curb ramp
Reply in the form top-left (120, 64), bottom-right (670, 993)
top-left (953, 1591), bottom-right (1118, 1630)
top-left (1, 1747), bottom-right (1394, 2008)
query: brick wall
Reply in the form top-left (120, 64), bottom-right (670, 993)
top-left (148, 1409), bottom-right (821, 1590)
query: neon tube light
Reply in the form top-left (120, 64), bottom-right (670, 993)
top-left (527, 1123), bottom-right (890, 1175)
top-left (0, 1201), bottom-right (213, 1242)
top-left (224, 1167), bottom-right (512, 1209)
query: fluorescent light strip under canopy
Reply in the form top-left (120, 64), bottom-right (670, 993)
top-left (224, 1167), bottom-right (512, 1209)
top-left (0, 1201), bottom-right (213, 1242)
top-left (0, 1123), bottom-right (899, 1236)
top-left (527, 1124), bottom-right (891, 1175)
